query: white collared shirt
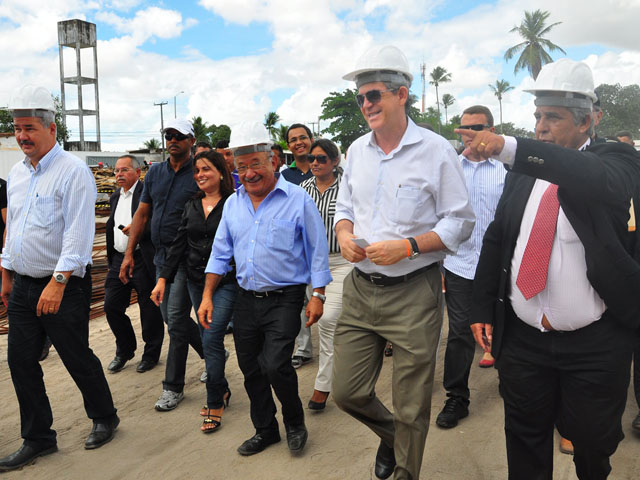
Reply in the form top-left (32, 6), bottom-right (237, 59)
top-left (113, 181), bottom-right (138, 254)
top-left (499, 137), bottom-right (606, 331)
top-left (335, 118), bottom-right (475, 276)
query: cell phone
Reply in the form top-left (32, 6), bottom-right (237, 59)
top-left (352, 238), bottom-right (370, 249)
top-left (118, 224), bottom-right (125, 230)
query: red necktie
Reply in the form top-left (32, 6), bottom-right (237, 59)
top-left (516, 184), bottom-right (560, 300)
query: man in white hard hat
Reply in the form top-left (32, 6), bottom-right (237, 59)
top-left (461, 59), bottom-right (640, 479)
top-left (333, 45), bottom-right (474, 479)
top-left (0, 85), bottom-right (119, 472)
top-left (120, 118), bottom-right (204, 412)
top-left (198, 122), bottom-right (331, 457)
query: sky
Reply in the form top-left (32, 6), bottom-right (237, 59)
top-left (1, 0), bottom-right (639, 151)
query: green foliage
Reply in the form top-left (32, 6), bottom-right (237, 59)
top-left (595, 83), bottom-right (640, 139)
top-left (264, 111), bottom-right (281, 141)
top-left (429, 66), bottom-right (452, 131)
top-left (441, 93), bottom-right (455, 124)
top-left (189, 116), bottom-right (231, 146)
top-left (0, 95), bottom-right (69, 145)
top-left (209, 124), bottom-right (231, 147)
top-left (496, 122), bottom-right (535, 138)
top-left (320, 88), bottom-right (369, 152)
top-left (489, 80), bottom-right (515, 132)
top-left (144, 138), bottom-right (161, 151)
top-left (504, 9), bottom-right (566, 80)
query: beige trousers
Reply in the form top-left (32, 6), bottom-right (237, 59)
top-left (332, 266), bottom-right (443, 480)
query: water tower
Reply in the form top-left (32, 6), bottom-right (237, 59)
top-left (58, 19), bottom-right (101, 151)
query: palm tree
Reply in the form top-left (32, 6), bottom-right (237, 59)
top-left (191, 116), bottom-right (211, 143)
top-left (275, 124), bottom-right (289, 145)
top-left (429, 66), bottom-right (452, 131)
top-left (504, 9), bottom-right (566, 80)
top-left (441, 94), bottom-right (455, 124)
top-left (488, 80), bottom-right (515, 133)
top-left (264, 111), bottom-right (281, 141)
top-left (144, 138), bottom-right (161, 152)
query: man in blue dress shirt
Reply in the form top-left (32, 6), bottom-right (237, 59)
top-left (198, 124), bottom-right (331, 457)
top-left (0, 85), bottom-right (118, 473)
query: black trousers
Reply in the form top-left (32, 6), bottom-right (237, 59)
top-left (233, 285), bottom-right (306, 433)
top-left (442, 269), bottom-right (476, 403)
top-left (634, 330), bottom-right (640, 410)
top-left (497, 304), bottom-right (634, 480)
top-left (104, 252), bottom-right (164, 363)
top-left (7, 271), bottom-right (117, 448)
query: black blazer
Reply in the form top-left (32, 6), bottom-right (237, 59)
top-left (472, 138), bottom-right (640, 360)
top-left (106, 181), bottom-right (156, 277)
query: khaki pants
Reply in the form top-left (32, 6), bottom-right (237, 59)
top-left (333, 266), bottom-right (443, 480)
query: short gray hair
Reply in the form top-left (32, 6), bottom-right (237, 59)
top-left (118, 154), bottom-right (141, 169)
top-left (566, 106), bottom-right (594, 137)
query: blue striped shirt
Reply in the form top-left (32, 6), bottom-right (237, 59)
top-left (205, 175), bottom-right (332, 291)
top-left (443, 156), bottom-right (506, 280)
top-left (1, 143), bottom-right (96, 278)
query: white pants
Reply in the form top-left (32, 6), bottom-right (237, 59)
top-left (312, 254), bottom-right (352, 392)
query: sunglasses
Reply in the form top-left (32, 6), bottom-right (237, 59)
top-left (457, 124), bottom-right (490, 131)
top-left (308, 154), bottom-right (329, 164)
top-left (164, 132), bottom-right (189, 141)
top-left (355, 89), bottom-right (397, 108)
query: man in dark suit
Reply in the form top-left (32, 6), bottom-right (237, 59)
top-left (459, 59), bottom-right (640, 480)
top-left (104, 154), bottom-right (164, 373)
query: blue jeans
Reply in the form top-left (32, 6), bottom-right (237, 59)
top-left (157, 264), bottom-right (203, 393)
top-left (188, 280), bottom-right (237, 408)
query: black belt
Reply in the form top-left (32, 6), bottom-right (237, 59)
top-left (355, 263), bottom-right (437, 287)
top-left (240, 284), bottom-right (306, 298)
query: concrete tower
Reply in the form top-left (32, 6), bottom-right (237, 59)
top-left (58, 19), bottom-right (101, 151)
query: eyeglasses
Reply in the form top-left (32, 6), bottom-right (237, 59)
top-left (164, 132), bottom-right (189, 141)
top-left (236, 162), bottom-right (268, 174)
top-left (287, 135), bottom-right (309, 144)
top-left (307, 154), bottom-right (329, 164)
top-left (457, 124), bottom-right (490, 131)
top-left (355, 89), bottom-right (397, 108)
top-left (114, 167), bottom-right (133, 174)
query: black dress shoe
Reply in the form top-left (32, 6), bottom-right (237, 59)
top-left (308, 399), bottom-right (326, 411)
top-left (374, 439), bottom-right (395, 480)
top-left (107, 356), bottom-right (131, 373)
top-left (136, 359), bottom-right (157, 373)
top-left (0, 443), bottom-right (58, 472)
top-left (436, 397), bottom-right (469, 429)
top-left (285, 424), bottom-right (308, 453)
top-left (237, 432), bottom-right (281, 456)
top-left (85, 415), bottom-right (120, 450)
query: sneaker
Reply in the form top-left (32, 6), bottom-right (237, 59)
top-left (154, 390), bottom-right (184, 411)
top-left (436, 397), bottom-right (469, 428)
top-left (291, 355), bottom-right (312, 369)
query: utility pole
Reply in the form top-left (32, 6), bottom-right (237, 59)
top-left (173, 91), bottom-right (184, 118)
top-left (309, 121), bottom-right (318, 137)
top-left (420, 61), bottom-right (426, 113)
top-left (154, 101), bottom-right (168, 162)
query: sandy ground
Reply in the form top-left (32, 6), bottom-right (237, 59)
top-left (0, 305), bottom-right (639, 480)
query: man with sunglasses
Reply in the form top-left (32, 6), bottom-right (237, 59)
top-left (435, 105), bottom-right (506, 430)
top-left (120, 118), bottom-right (204, 412)
top-left (333, 45), bottom-right (474, 480)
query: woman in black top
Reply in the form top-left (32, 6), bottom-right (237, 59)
top-left (151, 150), bottom-right (237, 433)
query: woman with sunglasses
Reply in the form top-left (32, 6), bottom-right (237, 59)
top-left (300, 139), bottom-right (352, 411)
top-left (151, 150), bottom-right (237, 433)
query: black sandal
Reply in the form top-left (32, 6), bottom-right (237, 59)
top-left (201, 413), bottom-right (222, 433)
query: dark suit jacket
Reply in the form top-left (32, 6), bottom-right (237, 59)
top-left (472, 138), bottom-right (640, 360)
top-left (106, 181), bottom-right (156, 278)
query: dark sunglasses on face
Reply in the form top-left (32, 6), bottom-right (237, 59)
top-left (164, 132), bottom-right (189, 141)
top-left (355, 89), bottom-right (397, 108)
top-left (308, 154), bottom-right (329, 164)
top-left (457, 124), bottom-right (490, 131)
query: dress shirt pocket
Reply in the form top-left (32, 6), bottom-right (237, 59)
top-left (393, 186), bottom-right (421, 225)
top-left (267, 218), bottom-right (296, 250)
top-left (31, 196), bottom-right (56, 229)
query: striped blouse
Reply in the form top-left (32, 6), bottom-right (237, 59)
top-left (301, 173), bottom-right (341, 254)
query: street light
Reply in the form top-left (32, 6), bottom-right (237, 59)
top-left (173, 91), bottom-right (184, 118)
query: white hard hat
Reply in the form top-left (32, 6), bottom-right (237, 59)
top-left (343, 45), bottom-right (413, 88)
top-left (229, 121), bottom-right (272, 157)
top-left (162, 118), bottom-right (194, 136)
top-left (9, 85), bottom-right (56, 114)
top-left (523, 59), bottom-right (596, 109)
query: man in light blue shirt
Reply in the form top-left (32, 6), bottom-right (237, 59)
top-left (436, 105), bottom-right (506, 430)
top-left (0, 86), bottom-right (118, 473)
top-left (199, 127), bottom-right (331, 457)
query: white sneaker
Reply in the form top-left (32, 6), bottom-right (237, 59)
top-left (154, 390), bottom-right (184, 411)
top-left (200, 371), bottom-right (207, 383)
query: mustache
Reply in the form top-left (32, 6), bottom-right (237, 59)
top-left (19, 141), bottom-right (35, 146)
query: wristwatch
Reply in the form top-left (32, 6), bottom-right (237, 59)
top-left (312, 292), bottom-right (326, 304)
top-left (407, 237), bottom-right (420, 260)
top-left (53, 272), bottom-right (68, 285)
